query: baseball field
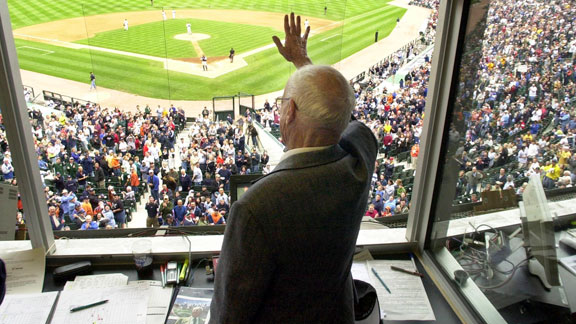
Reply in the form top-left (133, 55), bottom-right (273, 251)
top-left (8, 0), bottom-right (407, 100)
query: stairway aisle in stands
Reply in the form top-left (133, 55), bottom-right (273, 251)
top-left (128, 121), bottom-right (195, 228)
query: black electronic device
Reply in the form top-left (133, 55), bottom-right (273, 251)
top-left (229, 174), bottom-right (262, 204)
top-left (52, 261), bottom-right (92, 281)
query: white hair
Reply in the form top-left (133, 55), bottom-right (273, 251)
top-left (286, 65), bottom-right (355, 133)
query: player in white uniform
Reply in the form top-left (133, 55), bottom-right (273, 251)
top-left (172, 10), bottom-right (176, 19)
top-left (123, 19), bottom-right (129, 31)
top-left (186, 23), bottom-right (192, 34)
top-left (162, 10), bottom-right (167, 21)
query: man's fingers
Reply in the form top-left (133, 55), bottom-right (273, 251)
top-left (272, 36), bottom-right (284, 51)
top-left (283, 14), bottom-right (290, 36)
top-left (290, 12), bottom-right (296, 35)
top-left (272, 36), bottom-right (288, 59)
top-left (296, 15), bottom-right (301, 36)
top-left (303, 26), bottom-right (310, 42)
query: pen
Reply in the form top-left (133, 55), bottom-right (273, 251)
top-left (391, 265), bottom-right (424, 277)
top-left (70, 299), bottom-right (108, 312)
top-left (160, 264), bottom-right (166, 287)
top-left (371, 268), bottom-right (391, 294)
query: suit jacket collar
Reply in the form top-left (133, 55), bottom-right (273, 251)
top-left (253, 144), bottom-right (347, 184)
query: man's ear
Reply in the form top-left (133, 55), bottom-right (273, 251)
top-left (286, 99), bottom-right (298, 124)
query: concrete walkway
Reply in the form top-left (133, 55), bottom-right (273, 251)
top-left (19, 0), bottom-right (431, 117)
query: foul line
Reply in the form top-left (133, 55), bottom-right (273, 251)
top-left (321, 34), bottom-right (340, 42)
top-left (17, 46), bottom-right (54, 55)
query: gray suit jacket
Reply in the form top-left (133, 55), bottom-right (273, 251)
top-left (209, 121), bottom-right (378, 323)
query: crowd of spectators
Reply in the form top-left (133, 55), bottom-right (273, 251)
top-left (450, 0), bottom-right (576, 202)
top-left (3, 100), bottom-right (270, 231)
top-left (357, 0), bottom-right (576, 217)
top-left (6, 0), bottom-right (576, 229)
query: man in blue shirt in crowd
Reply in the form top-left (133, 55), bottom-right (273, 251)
top-left (148, 170), bottom-right (160, 201)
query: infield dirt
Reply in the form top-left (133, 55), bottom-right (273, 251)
top-left (13, 9), bottom-right (339, 43)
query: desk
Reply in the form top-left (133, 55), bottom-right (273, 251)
top-left (41, 255), bottom-right (461, 324)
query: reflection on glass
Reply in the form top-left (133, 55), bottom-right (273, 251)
top-left (430, 0), bottom-right (576, 321)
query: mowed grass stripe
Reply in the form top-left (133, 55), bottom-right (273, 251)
top-left (12, 0), bottom-right (409, 99)
top-left (9, 0), bottom-right (394, 29)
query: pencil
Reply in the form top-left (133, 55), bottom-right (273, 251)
top-left (391, 265), bottom-right (424, 277)
top-left (371, 268), bottom-right (391, 294)
top-left (70, 299), bottom-right (108, 312)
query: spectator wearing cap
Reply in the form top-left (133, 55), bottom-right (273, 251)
top-left (208, 210), bottom-right (225, 225)
top-left (159, 196), bottom-right (173, 222)
top-left (111, 192), bottom-right (126, 228)
top-left (372, 194), bottom-right (384, 214)
top-left (181, 212), bottom-right (197, 226)
top-left (64, 157), bottom-right (77, 178)
top-left (59, 189), bottom-right (76, 219)
top-left (52, 157), bottom-right (65, 178)
top-left (71, 203), bottom-right (86, 227)
top-left (542, 159), bottom-right (561, 189)
top-left (81, 196), bottom-right (94, 216)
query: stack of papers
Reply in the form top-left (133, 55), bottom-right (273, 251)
top-left (0, 273), bottom-right (173, 324)
top-left (352, 259), bottom-right (436, 321)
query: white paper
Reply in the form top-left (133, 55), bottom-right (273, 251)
top-left (128, 280), bottom-right (174, 324)
top-left (63, 273), bottom-right (128, 291)
top-left (351, 262), bottom-right (372, 284)
top-left (0, 291), bottom-right (58, 324)
top-left (0, 183), bottom-right (18, 241)
top-left (51, 285), bottom-right (149, 324)
top-left (0, 248), bottom-right (45, 294)
top-left (366, 259), bottom-right (436, 321)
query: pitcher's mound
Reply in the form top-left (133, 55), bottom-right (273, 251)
top-left (174, 33), bottom-right (211, 41)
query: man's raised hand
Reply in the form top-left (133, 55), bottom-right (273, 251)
top-left (272, 12), bottom-right (312, 68)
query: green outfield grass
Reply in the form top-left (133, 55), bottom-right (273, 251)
top-left (9, 0), bottom-right (408, 100)
top-left (77, 19), bottom-right (280, 58)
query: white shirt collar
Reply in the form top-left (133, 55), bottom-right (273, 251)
top-left (279, 145), bottom-right (332, 163)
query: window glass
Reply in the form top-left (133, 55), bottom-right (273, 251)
top-left (428, 0), bottom-right (576, 321)
top-left (4, 0), bottom-right (438, 237)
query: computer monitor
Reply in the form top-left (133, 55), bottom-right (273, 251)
top-left (520, 174), bottom-right (560, 289)
top-left (229, 174), bottom-right (263, 204)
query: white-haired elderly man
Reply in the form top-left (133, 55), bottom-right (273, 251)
top-left (210, 13), bottom-right (378, 324)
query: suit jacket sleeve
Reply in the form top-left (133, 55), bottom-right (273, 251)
top-left (210, 201), bottom-right (275, 323)
top-left (339, 120), bottom-right (378, 171)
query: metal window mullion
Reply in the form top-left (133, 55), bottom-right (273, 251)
top-left (405, 0), bottom-right (462, 247)
top-left (0, 1), bottom-right (53, 250)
